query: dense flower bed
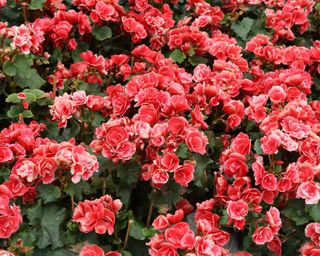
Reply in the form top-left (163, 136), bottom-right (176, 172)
top-left (1, 0), bottom-right (320, 255)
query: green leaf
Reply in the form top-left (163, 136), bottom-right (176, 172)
top-left (220, 210), bottom-right (228, 225)
top-left (37, 184), bottom-right (61, 204)
top-left (24, 89), bottom-right (45, 99)
top-left (24, 92), bottom-right (37, 103)
top-left (3, 60), bottom-right (17, 76)
top-left (282, 199), bottom-right (310, 226)
top-left (16, 69), bottom-right (45, 89)
top-left (121, 252), bottom-right (132, 256)
top-left (22, 110), bottom-right (33, 118)
top-left (7, 105), bottom-right (23, 118)
top-left (116, 161), bottom-right (140, 206)
top-left (231, 17), bottom-right (255, 41)
top-left (12, 54), bottom-right (33, 77)
top-left (193, 153), bottom-right (213, 187)
top-left (64, 180), bottom-right (91, 201)
top-left (92, 25), bottom-right (112, 41)
top-left (176, 143), bottom-right (191, 159)
top-left (253, 140), bottom-right (263, 155)
top-left (169, 49), bottom-right (186, 64)
top-left (130, 220), bottom-right (146, 240)
top-left (36, 205), bottom-right (68, 249)
top-left (6, 93), bottom-right (20, 103)
top-left (306, 204), bottom-right (320, 221)
top-left (49, 249), bottom-right (77, 256)
top-left (29, 0), bottom-right (46, 9)
top-left (189, 55), bottom-right (208, 66)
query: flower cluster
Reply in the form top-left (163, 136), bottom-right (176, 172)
top-left (72, 194), bottom-right (122, 235)
top-left (80, 244), bottom-right (121, 256)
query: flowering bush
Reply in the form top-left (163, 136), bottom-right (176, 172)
top-left (1, 0), bottom-right (320, 255)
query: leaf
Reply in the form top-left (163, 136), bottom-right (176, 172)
top-left (36, 205), bottom-right (68, 249)
top-left (253, 140), bottom-right (263, 155)
top-left (193, 153), bottom-right (213, 187)
top-left (116, 161), bottom-right (140, 206)
top-left (24, 89), bottom-right (45, 99)
top-left (6, 93), bottom-right (20, 103)
top-left (16, 69), bottom-right (46, 89)
top-left (12, 54), bottom-right (33, 78)
top-left (189, 55), bottom-right (208, 66)
top-left (29, 0), bottom-right (46, 9)
top-left (130, 220), bottom-right (146, 240)
top-left (92, 25), bottom-right (112, 41)
top-left (22, 110), bottom-right (33, 118)
top-left (231, 17), bottom-right (255, 41)
top-left (7, 105), bottom-right (23, 118)
top-left (176, 143), bottom-right (191, 159)
top-left (3, 60), bottom-right (17, 76)
top-left (37, 184), bottom-right (61, 204)
top-left (49, 249), bottom-right (77, 256)
top-left (306, 204), bottom-right (320, 221)
top-left (282, 199), bottom-right (310, 226)
top-left (64, 180), bottom-right (91, 201)
top-left (169, 49), bottom-right (186, 64)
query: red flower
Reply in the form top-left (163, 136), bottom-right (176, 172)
top-left (252, 227), bottom-right (274, 245)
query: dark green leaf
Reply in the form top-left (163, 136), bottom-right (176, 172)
top-left (36, 205), bottom-right (68, 249)
top-left (306, 204), bottom-right (320, 221)
top-left (92, 25), bottom-right (112, 41)
top-left (254, 140), bottom-right (263, 155)
top-left (193, 153), bottom-right (213, 187)
top-left (282, 199), bottom-right (310, 226)
top-left (37, 184), bottom-right (61, 204)
top-left (189, 56), bottom-right (208, 66)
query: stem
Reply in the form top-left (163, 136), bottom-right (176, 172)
top-left (212, 171), bottom-right (217, 197)
top-left (71, 195), bottom-right (75, 212)
top-left (124, 219), bottom-right (133, 249)
top-left (102, 174), bottom-right (107, 195)
top-left (146, 201), bottom-right (154, 226)
top-left (18, 114), bottom-right (24, 123)
top-left (113, 228), bottom-right (119, 241)
top-left (21, 3), bottom-right (29, 22)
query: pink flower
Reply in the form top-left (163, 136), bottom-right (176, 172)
top-left (260, 133), bottom-right (282, 155)
top-left (265, 207), bottom-right (282, 234)
top-left (0, 205), bottom-right (22, 238)
top-left (80, 244), bottom-right (105, 256)
top-left (0, 0), bottom-right (7, 8)
top-left (71, 145), bottom-right (99, 184)
top-left (305, 223), bottom-right (320, 247)
top-left (195, 235), bottom-right (222, 256)
top-left (261, 173), bottom-right (278, 191)
top-left (296, 181), bottom-right (320, 204)
top-left (185, 130), bottom-right (208, 155)
top-left (268, 86), bottom-right (286, 103)
top-left (0, 250), bottom-right (15, 256)
top-left (227, 200), bottom-right (249, 221)
top-left (174, 162), bottom-right (195, 187)
top-left (72, 195), bottom-right (122, 235)
top-left (0, 147), bottom-right (13, 163)
top-left (252, 227), bottom-right (274, 245)
top-left (50, 93), bottom-right (75, 128)
top-left (230, 133), bottom-right (251, 155)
